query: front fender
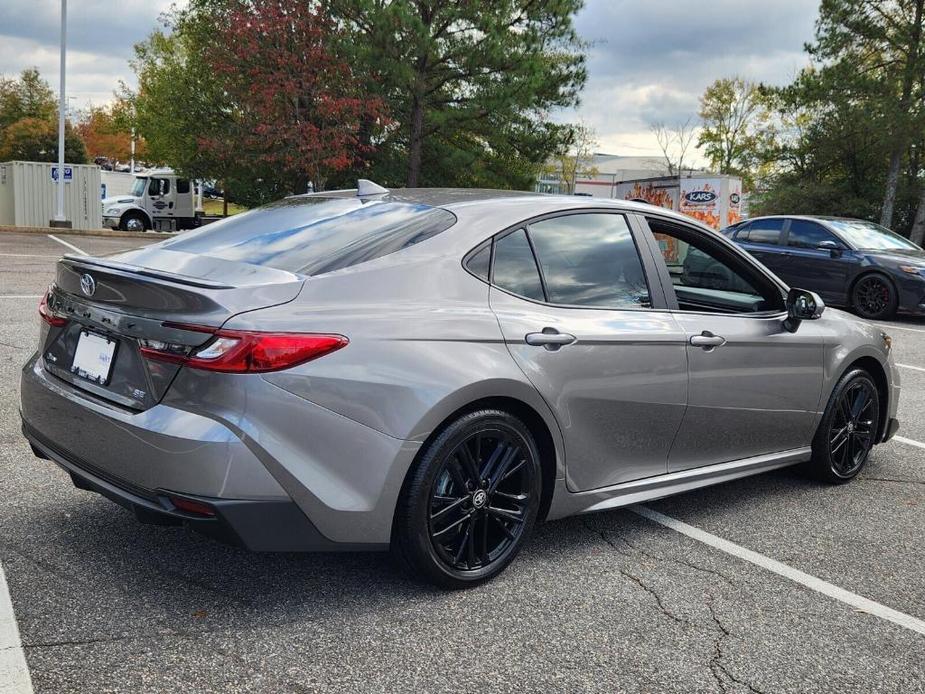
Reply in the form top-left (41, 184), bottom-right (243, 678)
top-left (817, 308), bottom-right (898, 435)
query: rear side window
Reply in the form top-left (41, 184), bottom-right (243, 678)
top-left (465, 242), bottom-right (491, 281)
top-left (740, 219), bottom-right (784, 245)
top-left (492, 229), bottom-right (545, 301)
top-left (527, 213), bottom-right (649, 308)
top-left (787, 220), bottom-right (840, 249)
top-left (161, 197), bottom-right (457, 275)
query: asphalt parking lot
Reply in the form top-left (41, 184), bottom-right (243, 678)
top-left (1, 231), bottom-right (923, 693)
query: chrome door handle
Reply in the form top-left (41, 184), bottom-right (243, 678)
top-left (525, 329), bottom-right (577, 350)
top-left (690, 331), bottom-right (726, 350)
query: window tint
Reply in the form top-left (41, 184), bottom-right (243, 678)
top-left (465, 243), bottom-right (491, 281)
top-left (527, 213), bottom-right (650, 308)
top-left (650, 220), bottom-right (784, 314)
top-left (162, 197), bottom-right (457, 275)
top-left (787, 220), bottom-right (840, 249)
top-left (148, 178), bottom-right (170, 196)
top-left (492, 229), bottom-right (545, 301)
top-left (176, 179), bottom-right (191, 194)
top-left (741, 218), bottom-right (783, 245)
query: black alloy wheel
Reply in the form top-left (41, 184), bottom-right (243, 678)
top-left (852, 274), bottom-right (897, 319)
top-left (395, 410), bottom-right (541, 588)
top-left (809, 369), bottom-right (880, 483)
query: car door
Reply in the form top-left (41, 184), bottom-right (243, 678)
top-left (147, 177), bottom-right (173, 220)
top-left (640, 215), bottom-right (825, 472)
top-left (782, 219), bottom-right (855, 305)
top-left (734, 218), bottom-right (788, 276)
top-left (485, 212), bottom-right (689, 491)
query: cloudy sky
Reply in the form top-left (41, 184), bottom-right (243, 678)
top-left (1, 0), bottom-right (819, 162)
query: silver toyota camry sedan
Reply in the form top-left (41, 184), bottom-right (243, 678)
top-left (21, 185), bottom-right (901, 587)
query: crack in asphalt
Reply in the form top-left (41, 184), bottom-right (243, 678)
top-left (705, 594), bottom-right (766, 694)
top-left (586, 521), bottom-right (770, 694)
top-left (862, 477), bottom-right (925, 486)
top-left (610, 529), bottom-right (738, 587)
top-left (584, 521), bottom-right (699, 628)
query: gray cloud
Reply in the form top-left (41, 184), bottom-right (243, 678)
top-left (562, 0), bottom-right (818, 157)
top-left (1, 0), bottom-right (819, 159)
top-left (0, 0), bottom-right (176, 105)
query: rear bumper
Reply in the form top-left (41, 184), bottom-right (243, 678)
top-left (20, 353), bottom-right (418, 547)
top-left (24, 421), bottom-right (385, 552)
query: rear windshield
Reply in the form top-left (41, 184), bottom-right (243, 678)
top-left (162, 196), bottom-right (457, 275)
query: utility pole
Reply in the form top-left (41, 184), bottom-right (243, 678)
top-left (50, 0), bottom-right (71, 228)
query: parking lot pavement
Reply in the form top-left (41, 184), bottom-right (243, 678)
top-left (1, 232), bottom-right (923, 693)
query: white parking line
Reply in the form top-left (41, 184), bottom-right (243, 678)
top-left (632, 505), bottom-right (925, 637)
top-left (0, 253), bottom-right (60, 259)
top-left (897, 363), bottom-right (925, 373)
top-left (0, 296), bottom-right (41, 300)
top-left (895, 435), bottom-right (925, 451)
top-left (46, 234), bottom-right (87, 256)
top-left (0, 563), bottom-right (33, 694)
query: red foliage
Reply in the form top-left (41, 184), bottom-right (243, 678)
top-left (202, 0), bottom-right (385, 187)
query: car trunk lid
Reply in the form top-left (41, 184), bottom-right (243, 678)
top-left (42, 249), bottom-right (304, 410)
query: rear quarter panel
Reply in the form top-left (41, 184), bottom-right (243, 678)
top-left (225, 251), bottom-right (566, 476)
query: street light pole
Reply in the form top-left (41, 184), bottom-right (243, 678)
top-left (52, 0), bottom-right (70, 227)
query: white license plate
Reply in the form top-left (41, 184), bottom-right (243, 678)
top-left (71, 331), bottom-right (117, 384)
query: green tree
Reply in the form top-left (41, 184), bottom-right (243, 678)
top-left (331, 0), bottom-right (587, 188)
top-left (0, 67), bottom-right (56, 130)
top-left (749, 71), bottom-right (891, 222)
top-left (0, 117), bottom-right (87, 163)
top-left (698, 77), bottom-right (774, 188)
top-left (543, 121), bottom-right (598, 194)
top-left (809, 0), bottom-right (925, 228)
top-left (125, 20), bottom-right (236, 191)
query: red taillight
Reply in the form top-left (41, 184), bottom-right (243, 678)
top-left (140, 324), bottom-right (348, 373)
top-left (38, 292), bottom-right (67, 327)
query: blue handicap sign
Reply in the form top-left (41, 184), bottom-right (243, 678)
top-left (51, 166), bottom-right (73, 182)
top-left (100, 183), bottom-right (107, 199)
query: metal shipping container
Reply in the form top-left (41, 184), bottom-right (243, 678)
top-left (0, 161), bottom-right (102, 230)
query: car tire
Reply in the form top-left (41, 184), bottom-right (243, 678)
top-left (808, 368), bottom-right (880, 484)
top-left (851, 273), bottom-right (898, 320)
top-left (120, 212), bottom-right (148, 232)
top-left (393, 409), bottom-right (542, 589)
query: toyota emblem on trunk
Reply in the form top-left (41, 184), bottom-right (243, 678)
top-left (80, 274), bottom-right (96, 297)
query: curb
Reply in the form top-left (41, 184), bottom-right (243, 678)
top-left (0, 225), bottom-right (179, 239)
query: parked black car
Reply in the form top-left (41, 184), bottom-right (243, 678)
top-left (721, 215), bottom-right (925, 319)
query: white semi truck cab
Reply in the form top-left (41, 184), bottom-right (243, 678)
top-left (101, 168), bottom-right (203, 232)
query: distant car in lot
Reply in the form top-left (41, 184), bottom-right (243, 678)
top-left (21, 188), bottom-right (900, 588)
top-left (722, 215), bottom-right (925, 319)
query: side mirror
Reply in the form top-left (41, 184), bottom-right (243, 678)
top-left (816, 240), bottom-right (841, 257)
top-left (784, 287), bottom-right (825, 333)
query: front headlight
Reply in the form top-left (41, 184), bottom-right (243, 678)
top-left (104, 207), bottom-right (120, 216)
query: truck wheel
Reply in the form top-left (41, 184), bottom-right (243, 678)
top-left (120, 212), bottom-right (148, 232)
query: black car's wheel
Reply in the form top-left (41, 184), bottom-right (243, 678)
top-left (851, 273), bottom-right (897, 319)
top-left (394, 409), bottom-right (541, 588)
top-left (808, 368), bottom-right (880, 483)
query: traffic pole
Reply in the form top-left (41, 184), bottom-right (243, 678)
top-left (52, 0), bottom-right (70, 227)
